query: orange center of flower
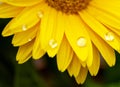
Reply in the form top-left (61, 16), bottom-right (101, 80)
top-left (46, 0), bottom-right (91, 14)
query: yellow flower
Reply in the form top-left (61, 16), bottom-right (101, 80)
top-left (0, 0), bottom-right (120, 84)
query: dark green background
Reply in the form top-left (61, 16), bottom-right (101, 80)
top-left (0, 18), bottom-right (120, 87)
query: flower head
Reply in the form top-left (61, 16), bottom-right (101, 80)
top-left (0, 0), bottom-right (120, 84)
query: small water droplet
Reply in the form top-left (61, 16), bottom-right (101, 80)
top-left (105, 32), bottom-right (114, 41)
top-left (28, 38), bottom-right (32, 41)
top-left (22, 25), bottom-right (27, 31)
top-left (37, 11), bottom-right (43, 18)
top-left (49, 39), bottom-right (58, 48)
top-left (77, 37), bottom-right (87, 47)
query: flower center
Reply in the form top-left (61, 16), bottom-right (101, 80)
top-left (46, 0), bottom-right (91, 14)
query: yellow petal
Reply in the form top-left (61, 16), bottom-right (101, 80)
top-left (67, 54), bottom-right (81, 77)
top-left (0, 3), bottom-right (23, 18)
top-left (90, 0), bottom-right (120, 17)
top-left (65, 14), bottom-right (92, 62)
top-left (57, 36), bottom-right (73, 72)
top-left (39, 6), bottom-right (64, 57)
top-left (38, 5), bottom-right (51, 50)
top-left (79, 10), bottom-right (120, 52)
top-left (47, 11), bottom-right (64, 57)
top-left (16, 40), bottom-right (34, 64)
top-left (106, 26), bottom-right (120, 37)
top-left (79, 61), bottom-right (86, 68)
top-left (86, 26), bottom-right (116, 66)
top-left (12, 24), bottom-right (38, 46)
top-left (2, 3), bottom-right (45, 36)
top-left (75, 67), bottom-right (88, 84)
top-left (88, 44), bottom-right (100, 76)
top-left (32, 26), bottom-right (45, 59)
top-left (0, 0), bottom-right (43, 6)
top-left (87, 5), bottom-right (120, 30)
top-left (86, 42), bottom-right (93, 67)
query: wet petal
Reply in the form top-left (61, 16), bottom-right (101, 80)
top-left (79, 10), bottom-right (120, 52)
top-left (12, 24), bottom-right (38, 46)
top-left (47, 11), bottom-right (64, 57)
top-left (39, 6), bottom-right (64, 57)
top-left (2, 3), bottom-right (46, 36)
top-left (65, 14), bottom-right (92, 62)
top-left (87, 26), bottom-right (116, 66)
top-left (106, 26), bottom-right (120, 37)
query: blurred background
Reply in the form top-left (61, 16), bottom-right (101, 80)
top-left (1, 18), bottom-right (120, 87)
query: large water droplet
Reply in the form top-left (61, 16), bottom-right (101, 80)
top-left (37, 11), bottom-right (43, 18)
top-left (105, 32), bottom-right (114, 41)
top-left (22, 25), bottom-right (27, 31)
top-left (77, 37), bottom-right (87, 47)
top-left (49, 39), bottom-right (58, 48)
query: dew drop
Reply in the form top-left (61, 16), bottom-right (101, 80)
top-left (28, 38), bottom-right (32, 42)
top-left (49, 39), bottom-right (58, 48)
top-left (37, 11), bottom-right (43, 18)
top-left (22, 25), bottom-right (27, 31)
top-left (105, 32), bottom-right (114, 41)
top-left (77, 37), bottom-right (87, 47)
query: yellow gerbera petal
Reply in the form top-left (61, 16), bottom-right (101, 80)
top-left (90, 0), bottom-right (120, 18)
top-left (79, 10), bottom-right (120, 52)
top-left (1, 0), bottom-right (120, 84)
top-left (67, 54), bottom-right (81, 77)
top-left (47, 11), bottom-right (64, 57)
top-left (87, 6), bottom-right (120, 30)
top-left (79, 61), bottom-right (86, 68)
top-left (0, 3), bottom-right (23, 18)
top-left (38, 5), bottom-right (51, 50)
top-left (39, 6), bottom-right (64, 57)
top-left (16, 40), bottom-right (34, 64)
top-left (87, 26), bottom-right (116, 66)
top-left (0, 0), bottom-right (42, 6)
top-left (57, 36), bottom-right (73, 72)
top-left (2, 3), bottom-right (45, 36)
top-left (32, 26), bottom-right (45, 59)
top-left (75, 67), bottom-right (88, 84)
top-left (12, 24), bottom-right (38, 46)
top-left (65, 14), bottom-right (92, 62)
top-left (91, 0), bottom-right (120, 6)
top-left (88, 44), bottom-right (100, 76)
top-left (86, 41), bottom-right (93, 67)
top-left (107, 26), bottom-right (120, 37)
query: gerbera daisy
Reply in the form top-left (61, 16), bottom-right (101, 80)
top-left (0, 0), bottom-right (120, 84)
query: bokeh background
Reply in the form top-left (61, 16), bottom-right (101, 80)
top-left (1, 18), bottom-right (120, 87)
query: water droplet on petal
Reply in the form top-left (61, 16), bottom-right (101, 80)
top-left (37, 11), bottom-right (43, 18)
top-left (22, 25), bottom-right (27, 31)
top-left (28, 38), bottom-right (32, 42)
top-left (49, 39), bottom-right (58, 48)
top-left (105, 32), bottom-right (114, 41)
top-left (77, 37), bottom-right (87, 47)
